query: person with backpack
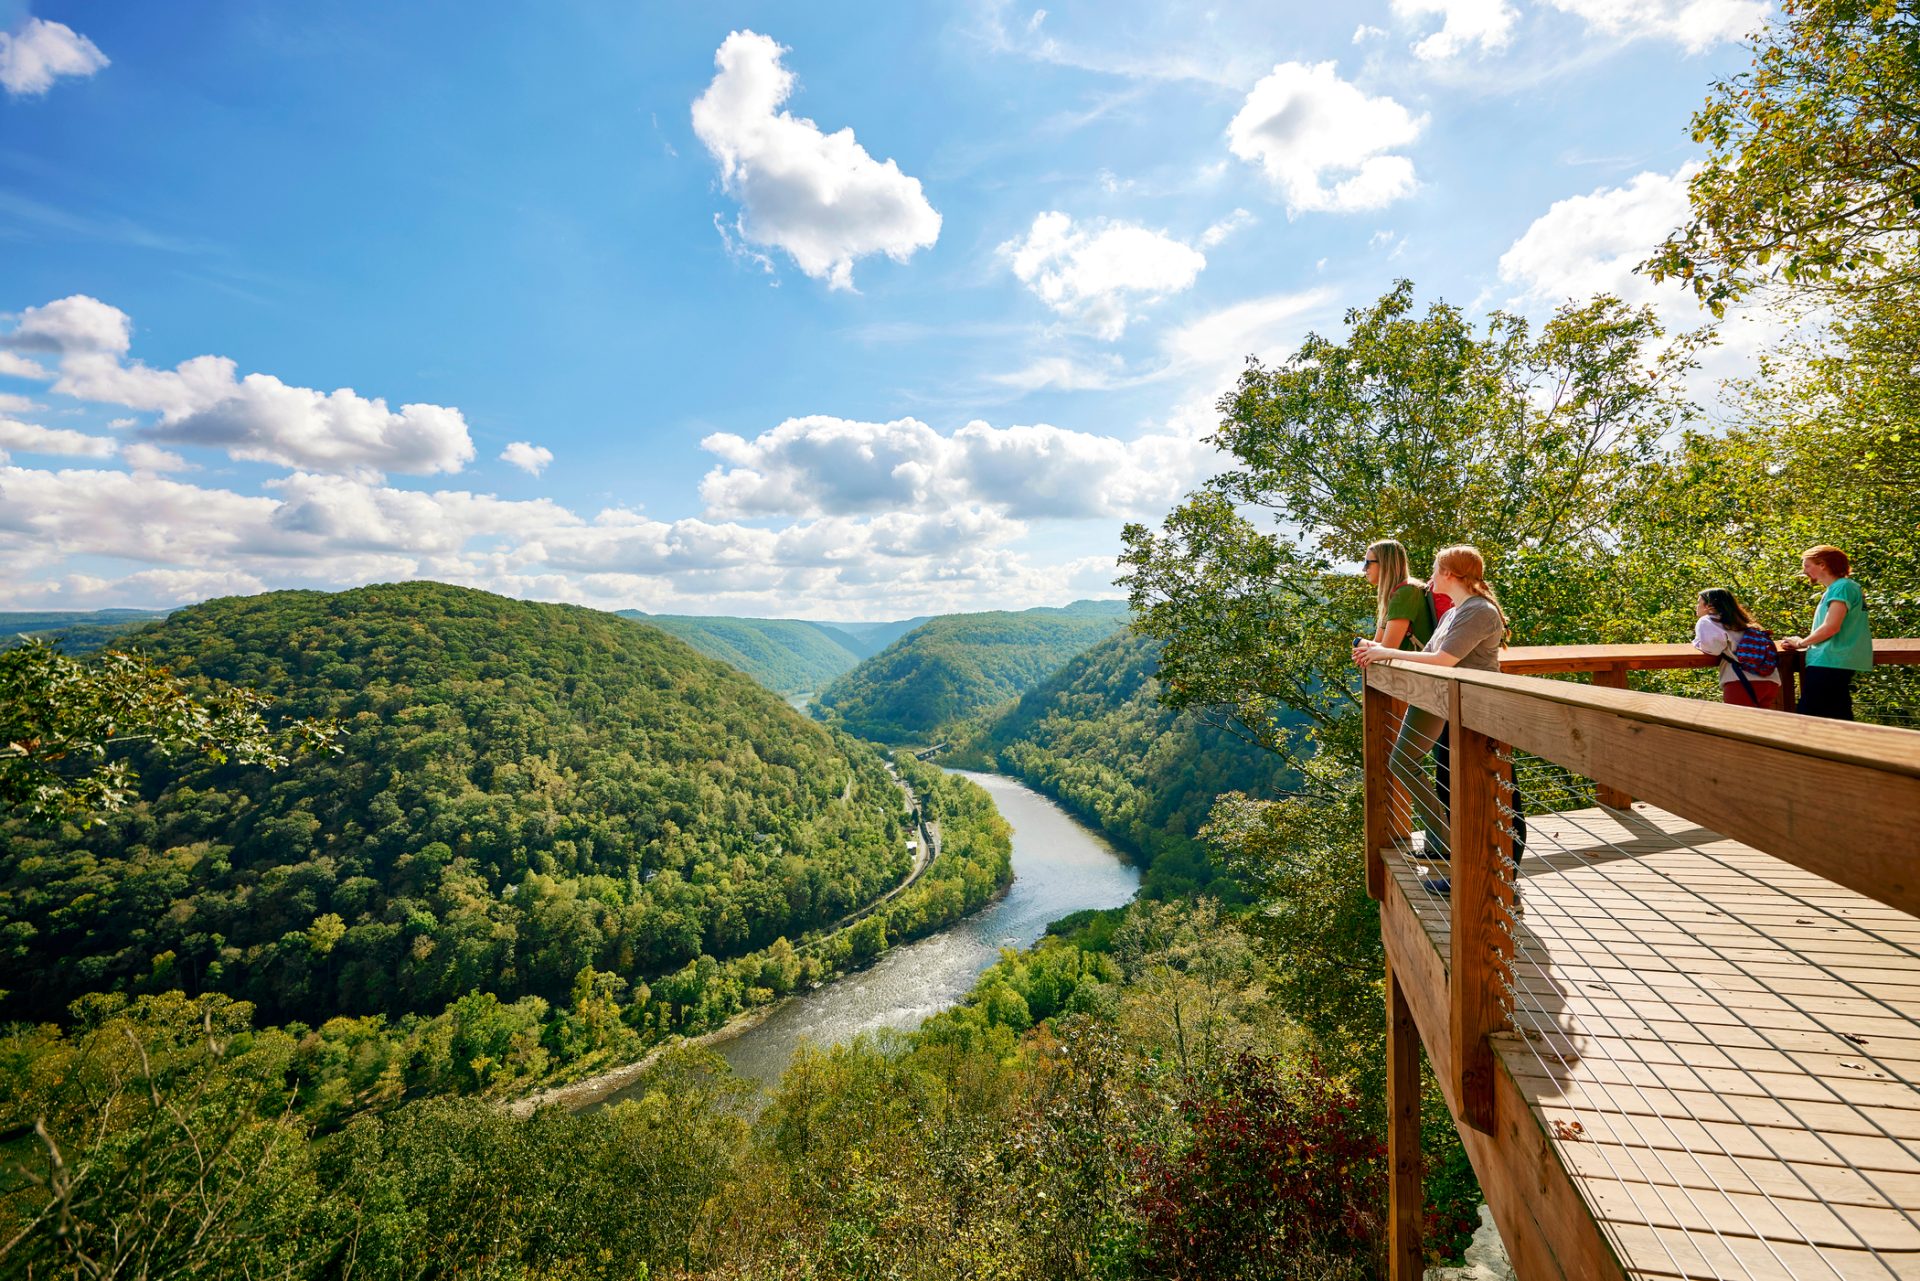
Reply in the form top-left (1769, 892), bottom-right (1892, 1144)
top-left (1362, 539), bottom-right (1447, 651)
top-left (1692, 589), bottom-right (1783, 709)
top-left (1781, 545), bottom-right (1872, 721)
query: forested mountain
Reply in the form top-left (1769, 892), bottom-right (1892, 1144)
top-left (619, 611), bottom-right (865, 696)
top-left (1, 607), bottom-right (171, 654)
top-left (0, 582), bottom-right (913, 1029)
top-left (946, 630), bottom-right (1298, 898)
top-left (822, 613), bottom-right (937, 656)
top-left (814, 600), bottom-right (1130, 741)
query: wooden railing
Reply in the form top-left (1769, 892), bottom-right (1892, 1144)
top-left (1503, 638), bottom-right (1919, 806)
top-left (1362, 641), bottom-right (1920, 1281)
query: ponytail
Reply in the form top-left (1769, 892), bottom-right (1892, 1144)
top-left (1432, 544), bottom-right (1507, 631)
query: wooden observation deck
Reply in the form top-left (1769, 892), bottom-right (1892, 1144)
top-left (1365, 641), bottom-right (1920, 1280)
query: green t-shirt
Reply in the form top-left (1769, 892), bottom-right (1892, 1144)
top-left (1810, 576), bottom-right (1872, 671)
top-left (1385, 583), bottom-right (1434, 651)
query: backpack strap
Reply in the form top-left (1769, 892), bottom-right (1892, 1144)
top-left (1723, 641), bottom-right (1762, 705)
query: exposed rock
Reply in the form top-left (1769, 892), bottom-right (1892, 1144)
top-left (1426, 1204), bottom-right (1515, 1281)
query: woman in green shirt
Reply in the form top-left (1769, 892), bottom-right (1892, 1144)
top-left (1363, 539), bottom-right (1435, 652)
top-left (1782, 544), bottom-right (1872, 721)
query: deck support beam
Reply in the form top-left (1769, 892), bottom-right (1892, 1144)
top-left (1447, 680), bottom-right (1510, 1134)
top-left (1387, 953), bottom-right (1424, 1281)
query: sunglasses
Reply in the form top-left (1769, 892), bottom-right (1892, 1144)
top-left (1362, 558), bottom-right (1378, 567)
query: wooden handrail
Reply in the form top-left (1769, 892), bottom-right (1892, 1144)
top-left (1370, 658), bottom-right (1920, 780)
top-left (1497, 636), bottom-right (1920, 675)
top-left (1487, 638), bottom-right (1920, 801)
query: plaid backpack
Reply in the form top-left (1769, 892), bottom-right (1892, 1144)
top-left (1729, 626), bottom-right (1780, 677)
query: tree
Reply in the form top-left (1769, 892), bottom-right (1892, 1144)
top-left (1646, 0), bottom-right (1920, 310)
top-left (0, 640), bottom-right (336, 824)
top-left (1119, 282), bottom-right (1686, 767)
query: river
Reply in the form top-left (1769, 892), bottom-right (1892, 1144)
top-left (702, 771), bottom-right (1139, 1087)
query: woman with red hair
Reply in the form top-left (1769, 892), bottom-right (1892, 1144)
top-left (1782, 545), bottom-right (1872, 720)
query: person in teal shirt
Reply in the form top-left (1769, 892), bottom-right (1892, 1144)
top-left (1782, 544), bottom-right (1872, 720)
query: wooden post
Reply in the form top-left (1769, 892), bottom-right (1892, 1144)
top-left (1591, 662), bottom-right (1633, 808)
top-left (1448, 680), bottom-right (1505, 1134)
top-left (1364, 678), bottom-right (1397, 900)
top-left (1387, 952), bottom-right (1424, 1281)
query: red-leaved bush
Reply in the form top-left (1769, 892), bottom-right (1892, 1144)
top-left (1132, 1054), bottom-right (1386, 1278)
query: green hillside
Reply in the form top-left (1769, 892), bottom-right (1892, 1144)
top-left (822, 613), bottom-right (936, 656)
top-left (0, 607), bottom-right (172, 655)
top-left (946, 629), bottom-right (1299, 898)
top-left (813, 600), bottom-right (1129, 742)
top-left (0, 582), bottom-right (912, 1028)
top-left (619, 611), bottom-right (865, 696)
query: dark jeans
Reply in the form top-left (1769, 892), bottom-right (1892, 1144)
top-left (1798, 665), bottom-right (1857, 721)
top-left (1425, 725), bottom-right (1526, 864)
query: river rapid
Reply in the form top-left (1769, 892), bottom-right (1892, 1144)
top-left (703, 770), bottom-right (1139, 1088)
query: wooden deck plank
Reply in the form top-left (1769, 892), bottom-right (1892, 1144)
top-left (1603, 1222), bottom-right (1907, 1281)
top-left (1556, 1142), bottom-right (1920, 1212)
top-left (1386, 802), bottom-right (1920, 1279)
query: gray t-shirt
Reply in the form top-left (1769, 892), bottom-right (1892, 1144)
top-left (1427, 594), bottom-right (1505, 671)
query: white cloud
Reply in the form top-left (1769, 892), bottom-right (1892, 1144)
top-left (29, 568), bottom-right (266, 609)
top-left (1160, 288), bottom-right (1337, 381)
top-left (1498, 166), bottom-right (1695, 308)
top-left (0, 351), bottom-right (49, 379)
top-left (123, 443), bottom-right (191, 473)
top-left (0, 393), bottom-right (42, 413)
top-left (699, 412), bottom-right (1212, 523)
top-left (0, 467), bottom-right (282, 564)
top-left (1198, 208), bottom-right (1256, 249)
top-left (0, 451), bottom-right (1132, 616)
top-left (1228, 63), bottom-right (1427, 214)
top-left (1497, 165), bottom-right (1788, 390)
top-left (0, 17), bottom-right (108, 97)
top-left (701, 415), bottom-right (946, 517)
top-left (987, 286), bottom-right (1336, 393)
top-left (4, 294), bottom-right (131, 354)
top-left (500, 441), bottom-right (554, 475)
top-left (1353, 23), bottom-right (1389, 41)
top-left (987, 353), bottom-right (1134, 393)
top-left (948, 420), bottom-right (1208, 520)
top-left (1542, 0), bottom-right (1768, 51)
top-left (1392, 0), bottom-right (1518, 60)
top-left (0, 418), bottom-right (117, 459)
top-left (974, 1), bottom-right (1275, 91)
top-left (151, 376), bottom-right (475, 478)
top-left (691, 30), bottom-right (941, 290)
top-left (999, 212), bottom-right (1209, 339)
top-left (5, 295), bottom-right (477, 478)
top-left (263, 473), bottom-right (579, 556)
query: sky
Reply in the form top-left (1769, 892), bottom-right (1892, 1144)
top-left (0, 0), bottom-right (1772, 620)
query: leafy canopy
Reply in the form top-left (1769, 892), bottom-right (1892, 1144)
top-left (1121, 281), bottom-right (1686, 765)
top-left (1646, 0), bottom-right (1920, 310)
top-left (0, 640), bottom-right (336, 824)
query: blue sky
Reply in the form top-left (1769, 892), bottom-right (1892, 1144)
top-left (0, 0), bottom-right (1767, 618)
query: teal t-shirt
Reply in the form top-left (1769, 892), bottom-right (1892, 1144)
top-left (1385, 583), bottom-right (1434, 651)
top-left (1810, 576), bottom-right (1872, 671)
